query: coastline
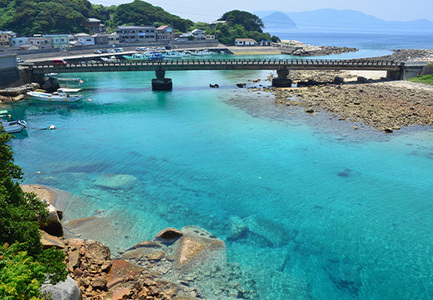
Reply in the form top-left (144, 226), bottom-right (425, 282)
top-left (9, 45), bottom-right (432, 298)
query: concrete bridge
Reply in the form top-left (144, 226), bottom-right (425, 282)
top-left (21, 58), bottom-right (414, 90)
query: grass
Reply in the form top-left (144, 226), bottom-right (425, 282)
top-left (409, 75), bottom-right (433, 85)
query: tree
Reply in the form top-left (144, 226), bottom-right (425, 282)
top-left (0, 129), bottom-right (67, 299)
top-left (110, 0), bottom-right (193, 32)
top-left (218, 10), bottom-right (264, 32)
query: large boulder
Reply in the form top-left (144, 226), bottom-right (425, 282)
top-left (41, 77), bottom-right (60, 93)
top-left (40, 202), bottom-right (63, 237)
top-left (40, 230), bottom-right (65, 249)
top-left (41, 276), bottom-right (80, 300)
top-left (174, 225), bottom-right (226, 273)
top-left (84, 240), bottom-right (111, 264)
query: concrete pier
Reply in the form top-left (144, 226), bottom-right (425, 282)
top-left (152, 69), bottom-right (172, 91)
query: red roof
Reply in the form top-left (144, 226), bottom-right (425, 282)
top-left (235, 38), bottom-right (256, 42)
top-left (156, 25), bottom-right (170, 31)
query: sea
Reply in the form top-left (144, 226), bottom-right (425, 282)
top-left (5, 32), bottom-right (433, 299)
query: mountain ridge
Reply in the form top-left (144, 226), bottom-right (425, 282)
top-left (254, 9), bottom-right (433, 33)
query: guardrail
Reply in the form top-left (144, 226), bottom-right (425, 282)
top-left (24, 59), bottom-right (404, 76)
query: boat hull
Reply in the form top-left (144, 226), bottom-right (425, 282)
top-left (27, 91), bottom-right (82, 103)
top-left (0, 120), bottom-right (27, 133)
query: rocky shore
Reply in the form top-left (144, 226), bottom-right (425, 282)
top-left (23, 184), bottom-right (312, 300)
top-left (0, 83), bottom-right (39, 102)
top-left (278, 40), bottom-right (358, 56)
top-left (255, 67), bottom-right (433, 132)
top-left (365, 49), bottom-right (433, 62)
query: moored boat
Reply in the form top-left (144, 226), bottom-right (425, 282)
top-left (191, 49), bottom-right (214, 56)
top-left (27, 88), bottom-right (83, 103)
top-left (0, 110), bottom-right (27, 134)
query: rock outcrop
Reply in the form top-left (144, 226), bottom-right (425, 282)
top-left (41, 276), bottom-right (81, 300)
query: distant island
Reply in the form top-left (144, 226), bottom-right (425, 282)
top-left (255, 9), bottom-right (433, 33)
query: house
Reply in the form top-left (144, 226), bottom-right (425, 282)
top-left (260, 40), bottom-right (272, 46)
top-left (43, 34), bottom-right (69, 49)
top-left (93, 34), bottom-right (109, 45)
top-left (108, 33), bottom-right (120, 45)
top-left (156, 25), bottom-right (174, 42)
top-left (74, 33), bottom-right (95, 46)
top-left (28, 36), bottom-right (52, 49)
top-left (87, 18), bottom-right (105, 33)
top-left (116, 26), bottom-right (156, 43)
top-left (191, 29), bottom-right (205, 40)
top-left (209, 21), bottom-right (226, 29)
top-left (10, 37), bottom-right (28, 47)
top-left (0, 31), bottom-right (13, 47)
top-left (235, 38), bottom-right (257, 46)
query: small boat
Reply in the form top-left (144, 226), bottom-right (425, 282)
top-left (101, 56), bottom-right (120, 63)
top-left (57, 78), bottom-right (84, 84)
top-left (1, 119), bottom-right (27, 133)
top-left (0, 110), bottom-right (27, 134)
top-left (27, 88), bottom-right (83, 103)
top-left (192, 49), bottom-right (214, 56)
top-left (123, 53), bottom-right (147, 60)
top-left (164, 51), bottom-right (185, 59)
top-left (147, 52), bottom-right (164, 60)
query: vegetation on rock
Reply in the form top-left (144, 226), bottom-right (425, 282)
top-left (0, 129), bottom-right (67, 299)
top-left (109, 0), bottom-right (193, 32)
top-left (192, 10), bottom-right (280, 45)
top-left (409, 74), bottom-right (433, 85)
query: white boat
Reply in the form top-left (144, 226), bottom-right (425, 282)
top-left (123, 53), bottom-right (147, 60)
top-left (164, 51), bottom-right (185, 59)
top-left (192, 49), bottom-right (214, 56)
top-left (0, 119), bottom-right (27, 133)
top-left (0, 110), bottom-right (27, 134)
top-left (27, 88), bottom-right (83, 103)
top-left (101, 56), bottom-right (120, 63)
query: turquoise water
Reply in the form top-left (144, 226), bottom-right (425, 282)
top-left (5, 63), bottom-right (433, 298)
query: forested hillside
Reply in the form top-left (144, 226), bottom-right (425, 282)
top-left (0, 0), bottom-right (193, 35)
top-left (0, 1), bottom-right (278, 45)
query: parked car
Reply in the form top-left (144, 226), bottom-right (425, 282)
top-left (52, 59), bottom-right (67, 66)
top-left (94, 50), bottom-right (102, 54)
top-left (16, 58), bottom-right (25, 63)
top-left (114, 48), bottom-right (124, 52)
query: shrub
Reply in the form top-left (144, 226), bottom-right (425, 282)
top-left (0, 129), bottom-right (67, 300)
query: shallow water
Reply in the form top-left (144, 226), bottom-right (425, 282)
top-left (6, 65), bottom-right (433, 299)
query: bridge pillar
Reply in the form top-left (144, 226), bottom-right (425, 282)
top-left (272, 68), bottom-right (292, 87)
top-left (386, 70), bottom-right (403, 80)
top-left (152, 69), bottom-right (172, 91)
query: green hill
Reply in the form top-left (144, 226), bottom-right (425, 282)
top-left (0, 0), bottom-right (193, 36)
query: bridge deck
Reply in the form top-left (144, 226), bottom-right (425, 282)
top-left (26, 59), bottom-right (404, 74)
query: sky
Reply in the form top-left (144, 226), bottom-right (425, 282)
top-left (92, 0), bottom-right (433, 23)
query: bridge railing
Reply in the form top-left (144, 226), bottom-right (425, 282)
top-left (28, 58), bottom-right (403, 70)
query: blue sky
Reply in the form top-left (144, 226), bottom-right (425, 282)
top-left (92, 0), bottom-right (433, 22)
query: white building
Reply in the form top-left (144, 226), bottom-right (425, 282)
top-left (116, 26), bottom-right (156, 43)
top-left (74, 33), bottom-right (95, 46)
top-left (235, 38), bottom-right (257, 46)
top-left (191, 29), bottom-right (205, 40)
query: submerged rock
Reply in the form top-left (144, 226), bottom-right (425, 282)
top-left (174, 226), bottom-right (227, 273)
top-left (93, 173), bottom-right (139, 190)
